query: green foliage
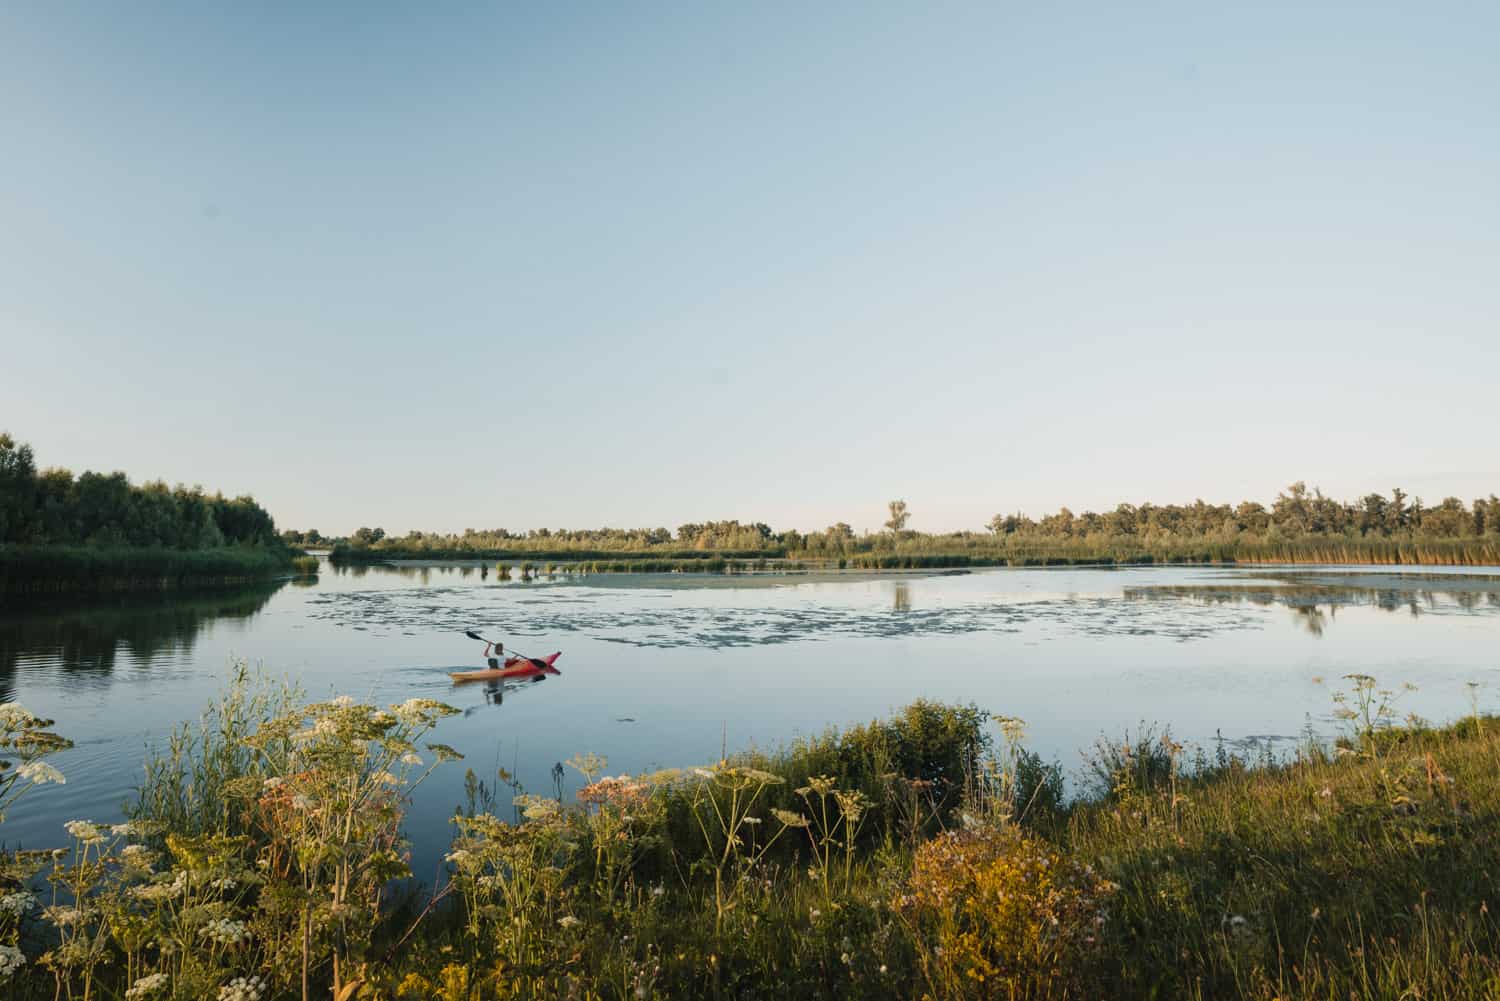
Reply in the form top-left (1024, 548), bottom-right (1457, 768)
top-left (0, 432), bottom-right (289, 591)
top-left (130, 663), bottom-right (304, 840)
top-left (0, 546), bottom-right (293, 595)
top-left (8, 678), bottom-right (1500, 1000)
top-left (326, 482), bottom-right (1500, 571)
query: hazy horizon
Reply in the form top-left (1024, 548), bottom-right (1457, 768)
top-left (6, 4), bottom-right (1498, 534)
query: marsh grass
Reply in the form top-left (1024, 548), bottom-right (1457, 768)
top-left (0, 546), bottom-right (293, 595)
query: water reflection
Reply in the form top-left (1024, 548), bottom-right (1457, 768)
top-left (1124, 572), bottom-right (1500, 637)
top-left (0, 583), bottom-right (285, 702)
top-left (893, 582), bottom-right (911, 612)
top-left (461, 672), bottom-right (560, 716)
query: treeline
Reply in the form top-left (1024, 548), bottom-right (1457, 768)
top-left (317, 484), bottom-right (1500, 567)
top-left (0, 433), bottom-right (289, 591)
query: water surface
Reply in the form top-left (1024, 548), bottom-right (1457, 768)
top-left (5, 562), bottom-right (1499, 872)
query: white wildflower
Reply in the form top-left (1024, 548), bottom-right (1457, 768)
top-left (0, 943), bottom-right (25, 979)
top-left (200, 917), bottom-right (251, 945)
top-left (262, 776), bottom-right (284, 789)
top-left (217, 975), bottom-right (266, 1001)
top-left (557, 915), bottom-right (580, 928)
top-left (0, 890), bottom-right (36, 915)
top-left (44, 905), bottom-right (84, 926)
top-left (64, 820), bottom-right (105, 844)
top-left (0, 705), bottom-right (37, 727)
top-left (125, 972), bottom-right (169, 999)
top-left (401, 752), bottom-right (423, 765)
top-left (332, 695), bottom-right (355, 707)
top-left (111, 822), bottom-right (134, 837)
top-left (17, 760), bottom-right (65, 785)
top-left (373, 771), bottom-right (399, 786)
top-left (120, 844), bottom-right (154, 868)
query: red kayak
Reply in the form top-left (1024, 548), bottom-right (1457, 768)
top-left (449, 652), bottom-right (561, 683)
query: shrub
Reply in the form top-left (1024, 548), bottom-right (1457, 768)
top-left (898, 822), bottom-right (1116, 1000)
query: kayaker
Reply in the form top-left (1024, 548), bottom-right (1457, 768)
top-left (483, 639), bottom-right (504, 669)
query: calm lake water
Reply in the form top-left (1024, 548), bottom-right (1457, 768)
top-left (5, 562), bottom-right (1500, 874)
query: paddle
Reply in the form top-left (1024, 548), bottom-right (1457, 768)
top-left (463, 630), bottom-right (550, 671)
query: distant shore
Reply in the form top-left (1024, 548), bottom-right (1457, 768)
top-left (328, 537), bottom-right (1500, 573)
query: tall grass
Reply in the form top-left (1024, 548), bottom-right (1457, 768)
top-left (0, 545), bottom-right (293, 595)
top-left (5, 675), bottom-right (1500, 999)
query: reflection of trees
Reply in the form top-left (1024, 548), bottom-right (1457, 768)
top-left (0, 583), bottom-right (285, 701)
top-left (1123, 577), bottom-right (1500, 637)
top-left (1292, 605), bottom-right (1327, 636)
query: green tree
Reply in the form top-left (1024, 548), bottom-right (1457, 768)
top-left (0, 431), bottom-right (38, 543)
top-left (885, 500), bottom-right (910, 533)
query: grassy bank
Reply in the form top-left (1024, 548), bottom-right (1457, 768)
top-left (3, 676), bottom-right (1499, 999)
top-left (330, 537), bottom-right (1500, 574)
top-left (0, 545), bottom-right (294, 595)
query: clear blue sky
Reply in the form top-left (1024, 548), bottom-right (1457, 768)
top-left (4, 3), bottom-right (1497, 535)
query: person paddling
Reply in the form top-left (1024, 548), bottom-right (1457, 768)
top-left (482, 639), bottom-right (504, 669)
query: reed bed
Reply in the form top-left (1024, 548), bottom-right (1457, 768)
top-left (0, 545), bottom-right (294, 595)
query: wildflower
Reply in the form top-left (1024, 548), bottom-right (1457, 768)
top-left (16, 760), bottom-right (65, 785)
top-left (201, 917), bottom-right (251, 945)
top-left (557, 915), bottom-right (581, 928)
top-left (332, 695), bottom-right (355, 707)
top-left (262, 777), bottom-right (284, 789)
top-left (651, 885), bottom-right (664, 897)
top-left (120, 844), bottom-right (153, 867)
top-left (1318, 786), bottom-right (1332, 799)
top-left (210, 877), bottom-right (238, 891)
top-left (291, 794), bottom-right (313, 811)
top-left (44, 905), bottom-right (85, 926)
top-left (773, 809), bottom-right (809, 828)
top-left (393, 698), bottom-right (453, 725)
top-left (132, 870), bottom-right (189, 902)
top-left (111, 822), bottom-right (134, 836)
top-left (741, 815), bottom-right (762, 825)
top-left (401, 752), bottom-right (423, 765)
top-left (373, 771), bottom-right (400, 786)
top-left (809, 908), bottom-right (821, 921)
top-left (0, 890), bottom-right (36, 915)
top-left (125, 972), bottom-right (169, 999)
top-left (217, 975), bottom-right (266, 1001)
top-left (0, 944), bottom-right (25, 979)
top-left (515, 794), bottom-right (558, 820)
top-left (64, 819), bottom-right (105, 844)
top-left (0, 705), bottom-right (37, 727)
